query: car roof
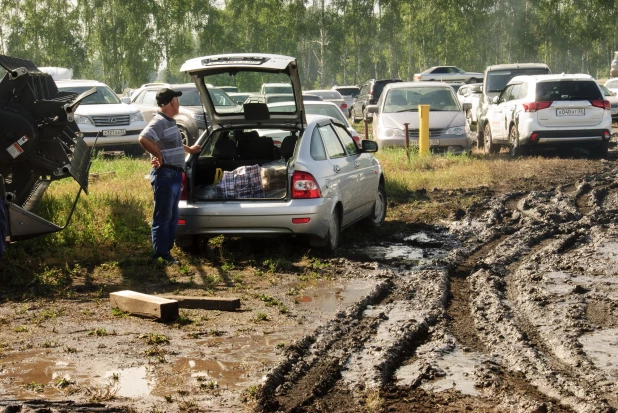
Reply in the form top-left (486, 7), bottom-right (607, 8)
top-left (508, 73), bottom-right (594, 84)
top-left (388, 81), bottom-right (452, 89)
top-left (486, 63), bottom-right (550, 72)
top-left (56, 79), bottom-right (107, 87)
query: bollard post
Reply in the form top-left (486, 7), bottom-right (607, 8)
top-left (418, 104), bottom-right (430, 156)
top-left (364, 118), bottom-right (369, 140)
top-left (403, 122), bottom-right (410, 162)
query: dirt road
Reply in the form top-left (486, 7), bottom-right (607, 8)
top-left (2, 151), bottom-right (618, 412)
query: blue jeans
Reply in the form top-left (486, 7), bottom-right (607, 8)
top-left (150, 167), bottom-right (182, 259)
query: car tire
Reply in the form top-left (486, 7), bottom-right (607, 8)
top-left (483, 123), bottom-right (499, 154)
top-left (179, 125), bottom-right (193, 146)
top-left (363, 184), bottom-right (387, 227)
top-left (589, 141), bottom-right (609, 159)
top-left (509, 124), bottom-right (524, 158)
top-left (310, 207), bottom-right (341, 252)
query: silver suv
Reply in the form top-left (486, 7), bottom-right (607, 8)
top-left (56, 80), bottom-right (146, 155)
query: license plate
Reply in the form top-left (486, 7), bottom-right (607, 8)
top-left (102, 129), bottom-right (126, 136)
top-left (556, 108), bottom-right (584, 116)
top-left (409, 139), bottom-right (439, 146)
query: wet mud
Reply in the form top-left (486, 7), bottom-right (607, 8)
top-left (3, 156), bottom-right (618, 412)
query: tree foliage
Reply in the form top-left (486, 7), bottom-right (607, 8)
top-left (2, 0), bottom-right (617, 92)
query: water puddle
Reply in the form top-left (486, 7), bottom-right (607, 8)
top-left (396, 348), bottom-right (484, 396)
top-left (362, 244), bottom-right (425, 261)
top-left (579, 328), bottom-right (618, 379)
top-left (0, 277), bottom-right (377, 401)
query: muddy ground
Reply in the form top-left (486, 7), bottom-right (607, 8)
top-left (2, 146), bottom-right (618, 412)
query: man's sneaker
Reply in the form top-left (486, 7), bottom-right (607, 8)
top-left (161, 254), bottom-right (180, 266)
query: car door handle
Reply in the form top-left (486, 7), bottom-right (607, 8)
top-left (333, 165), bottom-right (341, 173)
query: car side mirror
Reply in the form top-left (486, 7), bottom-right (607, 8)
top-left (492, 96), bottom-right (499, 104)
top-left (361, 139), bottom-right (378, 153)
top-left (121, 96), bottom-right (131, 104)
top-left (366, 104), bottom-right (379, 114)
top-left (462, 102), bottom-right (472, 111)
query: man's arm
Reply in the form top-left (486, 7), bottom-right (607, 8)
top-left (139, 136), bottom-right (163, 167)
top-left (184, 144), bottom-right (202, 154)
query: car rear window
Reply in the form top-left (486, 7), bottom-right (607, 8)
top-left (335, 87), bottom-right (359, 97)
top-left (486, 68), bottom-right (550, 92)
top-left (535, 80), bottom-right (602, 101)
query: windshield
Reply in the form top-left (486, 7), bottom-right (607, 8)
top-left (177, 88), bottom-right (202, 106)
top-left (383, 87), bottom-right (459, 113)
top-left (486, 68), bottom-right (550, 92)
top-left (334, 87), bottom-right (359, 97)
top-left (57, 85), bottom-right (121, 105)
top-left (535, 80), bottom-right (602, 101)
top-left (202, 72), bottom-right (296, 114)
top-left (269, 103), bottom-right (346, 124)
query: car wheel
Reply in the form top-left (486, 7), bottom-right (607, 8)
top-left (509, 124), bottom-right (524, 158)
top-left (483, 123), bottom-right (499, 154)
top-left (363, 184), bottom-right (387, 227)
top-left (179, 125), bottom-right (192, 146)
top-left (589, 141), bottom-right (609, 159)
top-left (310, 207), bottom-right (341, 252)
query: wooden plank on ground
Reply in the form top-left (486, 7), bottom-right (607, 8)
top-left (110, 290), bottom-right (178, 321)
top-left (159, 295), bottom-right (240, 311)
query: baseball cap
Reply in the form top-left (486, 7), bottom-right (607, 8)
top-left (156, 88), bottom-right (182, 107)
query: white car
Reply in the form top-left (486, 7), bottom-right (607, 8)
top-left (305, 89), bottom-right (347, 113)
top-left (56, 80), bottom-right (146, 154)
top-left (483, 74), bottom-right (611, 157)
top-left (367, 81), bottom-right (472, 153)
top-left (260, 82), bottom-right (293, 94)
top-left (456, 83), bottom-right (482, 125)
top-left (414, 66), bottom-right (483, 83)
top-left (598, 84), bottom-right (618, 120)
top-left (604, 78), bottom-right (618, 95)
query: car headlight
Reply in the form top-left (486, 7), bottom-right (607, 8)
top-left (130, 111), bottom-right (145, 123)
top-left (74, 114), bottom-right (92, 125)
top-left (191, 113), bottom-right (205, 122)
top-left (445, 126), bottom-right (466, 136)
top-left (384, 128), bottom-right (405, 138)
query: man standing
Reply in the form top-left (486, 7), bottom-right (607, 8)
top-left (139, 88), bottom-right (201, 264)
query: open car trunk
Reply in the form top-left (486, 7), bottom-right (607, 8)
top-left (187, 127), bottom-right (301, 201)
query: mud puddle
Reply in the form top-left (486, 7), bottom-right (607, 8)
top-left (579, 328), bottom-right (618, 378)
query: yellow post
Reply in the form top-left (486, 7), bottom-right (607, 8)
top-left (418, 104), bottom-right (430, 156)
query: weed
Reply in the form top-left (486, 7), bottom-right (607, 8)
top-left (164, 394), bottom-right (173, 403)
top-left (262, 257), bottom-right (292, 273)
top-left (276, 342), bottom-right (286, 349)
top-left (173, 311), bottom-right (194, 327)
top-left (365, 388), bottom-right (384, 412)
top-left (64, 345), bottom-right (77, 353)
top-left (221, 261), bottom-right (235, 274)
top-left (180, 264), bottom-right (191, 275)
top-left (84, 380), bottom-right (119, 402)
top-left (144, 346), bottom-right (166, 357)
top-left (110, 372), bottom-right (120, 381)
top-left (55, 377), bottom-right (75, 388)
top-left (254, 268), bottom-right (264, 276)
top-left (24, 381), bottom-right (45, 392)
top-left (144, 333), bottom-right (170, 345)
top-left (111, 307), bottom-right (129, 317)
top-left (42, 339), bottom-right (59, 348)
top-left (88, 328), bottom-right (108, 336)
top-left (232, 273), bottom-right (244, 284)
top-left (209, 329), bottom-right (224, 337)
top-left (81, 309), bottom-right (94, 316)
top-left (200, 380), bottom-right (219, 390)
top-left (15, 304), bottom-right (30, 315)
top-left (253, 312), bottom-right (269, 322)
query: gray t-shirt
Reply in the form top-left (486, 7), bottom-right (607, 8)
top-left (140, 113), bottom-right (185, 168)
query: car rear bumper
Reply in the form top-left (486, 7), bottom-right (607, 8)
top-left (523, 129), bottom-right (610, 145)
top-left (177, 198), bottom-right (332, 239)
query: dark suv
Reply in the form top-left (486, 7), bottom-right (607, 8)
top-left (351, 78), bottom-right (403, 122)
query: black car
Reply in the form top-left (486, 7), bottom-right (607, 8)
top-left (351, 79), bottom-right (403, 122)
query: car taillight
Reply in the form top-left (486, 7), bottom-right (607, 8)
top-left (590, 99), bottom-right (611, 110)
top-left (603, 130), bottom-right (611, 140)
top-left (529, 132), bottom-right (539, 143)
top-left (291, 171), bottom-right (321, 199)
top-left (414, 75), bottom-right (421, 81)
top-left (180, 172), bottom-right (188, 200)
top-left (523, 101), bottom-right (553, 112)
top-left (340, 103), bottom-right (348, 109)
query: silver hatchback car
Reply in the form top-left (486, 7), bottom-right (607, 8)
top-left (175, 53), bottom-right (386, 251)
